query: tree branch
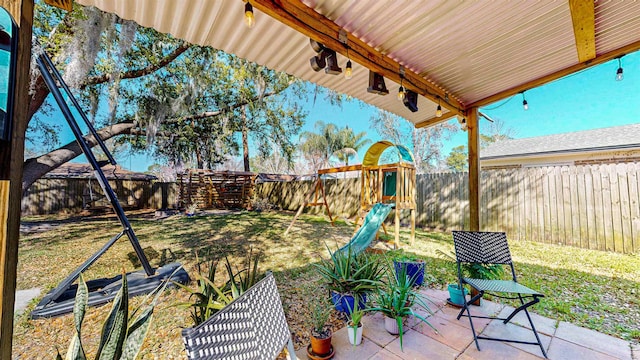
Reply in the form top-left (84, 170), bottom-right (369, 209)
top-left (81, 42), bottom-right (192, 87)
top-left (22, 121), bottom-right (136, 192)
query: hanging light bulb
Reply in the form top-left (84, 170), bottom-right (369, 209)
top-left (397, 76), bottom-right (406, 100)
top-left (460, 118), bottom-right (467, 131)
top-left (616, 57), bottom-right (624, 81)
top-left (244, 2), bottom-right (255, 28)
top-left (522, 92), bottom-right (529, 110)
top-left (345, 60), bottom-right (352, 79)
top-left (435, 98), bottom-right (442, 117)
top-left (397, 86), bottom-right (405, 101)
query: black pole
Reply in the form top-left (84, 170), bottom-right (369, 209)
top-left (39, 50), bottom-right (116, 165)
top-left (36, 55), bottom-right (154, 276)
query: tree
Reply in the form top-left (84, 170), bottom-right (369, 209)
top-left (335, 127), bottom-right (371, 166)
top-left (443, 118), bottom-right (515, 171)
top-left (23, 4), bottom-right (305, 190)
top-left (299, 121), bottom-right (370, 172)
top-left (370, 110), bottom-right (456, 173)
top-left (446, 145), bottom-right (468, 172)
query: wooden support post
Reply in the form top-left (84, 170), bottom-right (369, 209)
top-left (410, 168), bottom-right (416, 246)
top-left (0, 1), bottom-right (34, 358)
top-left (468, 107), bottom-right (480, 231)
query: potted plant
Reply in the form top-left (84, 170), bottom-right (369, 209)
top-left (437, 249), bottom-right (503, 306)
top-left (369, 263), bottom-right (436, 350)
top-left (391, 250), bottom-right (426, 287)
top-left (314, 245), bottom-right (384, 314)
top-left (307, 297), bottom-right (334, 358)
top-left (447, 283), bottom-right (468, 306)
top-left (185, 203), bottom-right (198, 217)
top-left (464, 262), bottom-right (504, 305)
top-left (345, 295), bottom-right (364, 346)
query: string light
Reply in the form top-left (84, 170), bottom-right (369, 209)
top-left (616, 57), bottom-right (624, 81)
top-left (521, 92), bottom-right (529, 110)
top-left (244, 2), bottom-right (255, 28)
top-left (397, 78), bottom-right (405, 101)
top-left (435, 98), bottom-right (442, 117)
top-left (344, 48), bottom-right (353, 79)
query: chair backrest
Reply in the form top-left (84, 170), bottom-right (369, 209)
top-left (452, 231), bottom-right (512, 265)
top-left (182, 272), bottom-right (292, 360)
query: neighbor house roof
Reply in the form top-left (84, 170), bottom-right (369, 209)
top-left (43, 163), bottom-right (157, 180)
top-left (481, 123), bottom-right (640, 160)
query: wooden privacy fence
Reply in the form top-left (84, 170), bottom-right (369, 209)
top-left (255, 163), bottom-right (640, 254)
top-left (22, 179), bottom-right (179, 215)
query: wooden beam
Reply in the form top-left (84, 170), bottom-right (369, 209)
top-left (252, 0), bottom-right (465, 117)
top-left (0, 1), bottom-right (34, 358)
top-left (467, 107), bottom-right (480, 231)
top-left (414, 111), bottom-right (458, 129)
top-left (317, 164), bottom-right (362, 174)
top-left (470, 39), bottom-right (640, 108)
top-left (569, 0), bottom-right (596, 63)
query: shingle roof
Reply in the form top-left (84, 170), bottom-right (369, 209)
top-left (481, 123), bottom-right (640, 159)
top-left (43, 163), bottom-right (157, 180)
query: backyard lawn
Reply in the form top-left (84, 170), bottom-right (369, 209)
top-left (13, 209), bottom-right (640, 358)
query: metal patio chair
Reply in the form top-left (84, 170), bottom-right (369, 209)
top-left (182, 272), bottom-right (296, 360)
top-left (452, 231), bottom-right (548, 358)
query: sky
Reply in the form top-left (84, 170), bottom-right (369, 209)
top-left (45, 50), bottom-right (640, 173)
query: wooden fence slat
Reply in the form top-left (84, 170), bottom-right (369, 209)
top-left (608, 164), bottom-right (623, 252)
top-left (583, 166), bottom-right (596, 250)
top-left (617, 163), bottom-right (632, 253)
top-left (629, 163), bottom-right (640, 253)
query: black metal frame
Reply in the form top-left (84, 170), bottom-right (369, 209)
top-left (452, 231), bottom-right (548, 358)
top-left (31, 49), bottom-right (189, 319)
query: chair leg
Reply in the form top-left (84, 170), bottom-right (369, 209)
top-left (516, 294), bottom-right (548, 359)
top-left (286, 337), bottom-right (297, 360)
top-left (457, 297), bottom-right (481, 351)
top-left (503, 295), bottom-right (540, 325)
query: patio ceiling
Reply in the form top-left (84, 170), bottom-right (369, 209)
top-left (76, 0), bottom-right (640, 128)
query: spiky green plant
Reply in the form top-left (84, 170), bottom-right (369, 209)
top-left (55, 270), bottom-right (170, 360)
top-left (176, 248), bottom-right (264, 326)
top-left (368, 262), bottom-right (437, 350)
top-left (174, 255), bottom-right (234, 326)
top-left (314, 245), bottom-right (384, 297)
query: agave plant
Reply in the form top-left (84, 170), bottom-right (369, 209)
top-left (368, 262), bottom-right (437, 350)
top-left (174, 255), bottom-right (234, 326)
top-left (55, 270), bottom-right (170, 360)
top-left (314, 245), bottom-right (384, 297)
top-left (176, 248), bottom-right (264, 326)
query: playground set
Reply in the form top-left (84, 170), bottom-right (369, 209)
top-left (286, 141), bottom-right (416, 252)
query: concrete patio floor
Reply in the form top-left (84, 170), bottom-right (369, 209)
top-left (296, 288), bottom-right (637, 360)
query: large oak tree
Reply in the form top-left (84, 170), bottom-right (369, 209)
top-left (23, 3), bottom-right (305, 191)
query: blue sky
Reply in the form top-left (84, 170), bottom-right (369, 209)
top-left (298, 50), bottom-right (640, 166)
top-left (52, 50), bottom-right (640, 173)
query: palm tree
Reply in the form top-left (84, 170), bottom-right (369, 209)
top-left (300, 121), bottom-right (371, 171)
top-left (335, 126), bottom-right (371, 166)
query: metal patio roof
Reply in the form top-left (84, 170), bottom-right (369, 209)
top-left (75, 0), bottom-right (640, 128)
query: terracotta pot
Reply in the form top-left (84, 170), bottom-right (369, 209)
top-left (384, 316), bottom-right (401, 335)
top-left (310, 332), bottom-right (332, 356)
top-left (347, 322), bottom-right (363, 345)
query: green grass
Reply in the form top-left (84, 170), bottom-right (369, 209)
top-left (13, 210), bottom-right (639, 358)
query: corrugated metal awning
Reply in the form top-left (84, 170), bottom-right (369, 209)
top-left (76, 0), bottom-right (640, 127)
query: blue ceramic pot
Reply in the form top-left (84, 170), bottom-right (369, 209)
top-left (330, 291), bottom-right (367, 314)
top-left (393, 260), bottom-right (425, 286)
top-left (448, 284), bottom-right (468, 305)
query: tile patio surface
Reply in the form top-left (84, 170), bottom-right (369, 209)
top-left (296, 288), bottom-right (637, 360)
